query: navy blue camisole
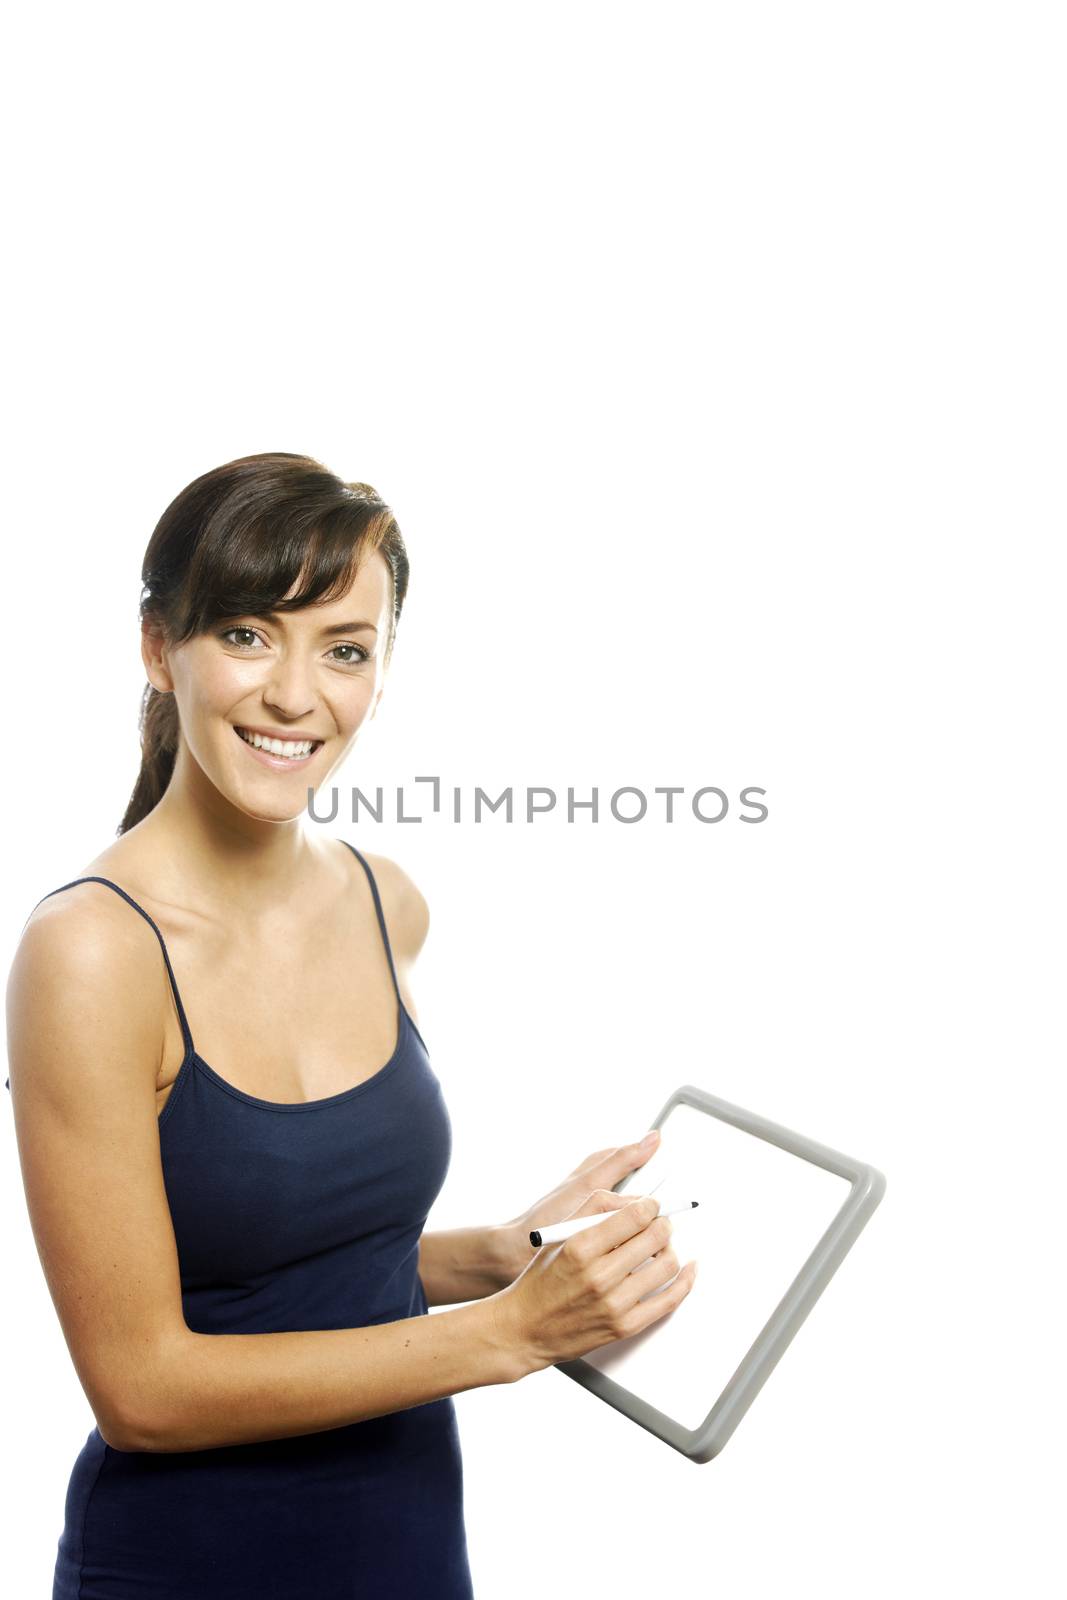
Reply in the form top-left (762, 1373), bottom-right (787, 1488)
top-left (7, 841), bottom-right (475, 1600)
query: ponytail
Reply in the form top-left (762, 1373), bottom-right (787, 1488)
top-left (118, 681), bottom-right (179, 835)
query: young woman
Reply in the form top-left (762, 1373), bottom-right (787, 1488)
top-left (6, 451), bottom-right (695, 1599)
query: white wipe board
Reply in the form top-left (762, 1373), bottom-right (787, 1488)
top-left (554, 1085), bottom-right (885, 1462)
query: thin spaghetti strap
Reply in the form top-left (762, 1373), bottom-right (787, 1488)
top-left (29, 877), bottom-right (196, 1057)
top-left (340, 842), bottom-right (402, 1005)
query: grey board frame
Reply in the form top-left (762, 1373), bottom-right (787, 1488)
top-left (554, 1083), bottom-right (886, 1464)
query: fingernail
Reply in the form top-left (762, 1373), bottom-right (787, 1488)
top-left (640, 1130), bottom-right (659, 1146)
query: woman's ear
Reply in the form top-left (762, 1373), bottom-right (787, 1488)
top-left (141, 619), bottom-right (174, 693)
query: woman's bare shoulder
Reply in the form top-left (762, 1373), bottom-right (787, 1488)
top-left (10, 879), bottom-right (169, 1082)
top-left (19, 871), bottom-right (156, 950)
top-left (356, 849), bottom-right (431, 957)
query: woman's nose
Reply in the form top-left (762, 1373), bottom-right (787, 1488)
top-left (263, 654), bottom-right (317, 717)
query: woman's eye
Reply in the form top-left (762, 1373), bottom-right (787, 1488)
top-left (220, 626), bottom-right (262, 649)
top-left (329, 643), bottom-right (370, 666)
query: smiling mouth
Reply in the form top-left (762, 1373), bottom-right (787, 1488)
top-left (233, 726), bottom-right (325, 761)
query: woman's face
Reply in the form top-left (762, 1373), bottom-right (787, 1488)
top-left (145, 551), bottom-right (392, 822)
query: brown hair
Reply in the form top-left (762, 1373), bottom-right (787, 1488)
top-left (119, 451), bottom-right (409, 836)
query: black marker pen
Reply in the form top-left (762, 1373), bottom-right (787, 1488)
top-left (530, 1201), bottom-right (699, 1248)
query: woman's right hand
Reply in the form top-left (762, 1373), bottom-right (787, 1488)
top-left (489, 1189), bottom-right (698, 1377)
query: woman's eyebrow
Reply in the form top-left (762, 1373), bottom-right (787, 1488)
top-left (253, 611), bottom-right (378, 636)
top-left (320, 618), bottom-right (378, 636)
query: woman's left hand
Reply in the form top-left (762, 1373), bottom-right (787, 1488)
top-left (497, 1130), bottom-right (663, 1280)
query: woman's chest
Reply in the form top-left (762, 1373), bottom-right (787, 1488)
top-left (156, 915), bottom-right (410, 1114)
top-left (158, 1039), bottom-right (453, 1288)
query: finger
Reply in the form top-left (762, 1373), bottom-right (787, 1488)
top-left (602, 1208), bottom-right (676, 1285)
top-left (568, 1146), bottom-right (623, 1177)
top-left (628, 1246), bottom-right (683, 1302)
top-left (575, 1133), bottom-right (662, 1183)
top-left (629, 1144), bottom-right (659, 1169)
top-left (621, 1259), bottom-right (698, 1338)
top-left (564, 1193), bottom-right (662, 1258)
top-left (601, 1134), bottom-right (663, 1179)
top-left (569, 1187), bottom-right (650, 1218)
top-left (556, 1189), bottom-right (628, 1225)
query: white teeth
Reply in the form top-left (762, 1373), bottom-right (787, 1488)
top-left (236, 728), bottom-right (317, 759)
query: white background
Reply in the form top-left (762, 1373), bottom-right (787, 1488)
top-left (2, 3), bottom-right (1063, 1596)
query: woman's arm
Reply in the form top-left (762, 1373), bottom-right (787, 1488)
top-left (418, 1222), bottom-right (533, 1306)
top-left (139, 1300), bottom-right (518, 1452)
top-left (6, 892), bottom-right (528, 1456)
